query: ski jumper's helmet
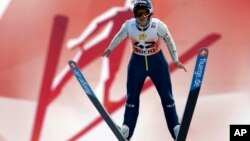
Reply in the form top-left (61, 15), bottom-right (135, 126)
top-left (133, 0), bottom-right (153, 17)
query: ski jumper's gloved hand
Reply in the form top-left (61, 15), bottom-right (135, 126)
top-left (101, 48), bottom-right (112, 57)
top-left (174, 61), bottom-right (187, 72)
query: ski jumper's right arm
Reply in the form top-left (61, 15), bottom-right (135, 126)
top-left (108, 21), bottom-right (129, 51)
top-left (101, 21), bottom-right (129, 57)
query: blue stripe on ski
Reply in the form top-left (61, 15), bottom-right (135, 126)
top-left (68, 60), bottom-right (127, 141)
top-left (190, 48), bottom-right (208, 91)
top-left (176, 48), bottom-right (209, 141)
top-left (68, 61), bottom-right (95, 98)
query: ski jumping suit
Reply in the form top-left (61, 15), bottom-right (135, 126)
top-left (108, 18), bottom-right (180, 139)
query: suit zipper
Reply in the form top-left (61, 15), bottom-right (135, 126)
top-left (145, 56), bottom-right (149, 71)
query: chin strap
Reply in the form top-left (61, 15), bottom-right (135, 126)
top-left (135, 17), bottom-right (151, 30)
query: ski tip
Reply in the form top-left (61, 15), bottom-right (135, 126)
top-left (198, 48), bottom-right (209, 57)
top-left (68, 60), bottom-right (78, 69)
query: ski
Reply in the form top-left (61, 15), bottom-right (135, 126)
top-left (176, 48), bottom-right (209, 141)
top-left (68, 61), bottom-right (127, 141)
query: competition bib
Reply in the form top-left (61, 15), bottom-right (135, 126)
top-left (132, 40), bottom-right (160, 56)
top-left (127, 19), bottom-right (161, 56)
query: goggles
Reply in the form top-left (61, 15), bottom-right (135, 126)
top-left (134, 9), bottom-right (150, 18)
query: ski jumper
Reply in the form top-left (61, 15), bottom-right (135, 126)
top-left (108, 18), bottom-right (180, 139)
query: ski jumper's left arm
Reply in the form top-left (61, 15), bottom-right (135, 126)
top-left (157, 20), bottom-right (179, 62)
top-left (157, 20), bottom-right (187, 72)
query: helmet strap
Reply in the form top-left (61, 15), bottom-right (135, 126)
top-left (136, 15), bottom-right (152, 28)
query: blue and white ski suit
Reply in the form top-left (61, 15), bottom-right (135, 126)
top-left (108, 18), bottom-right (180, 139)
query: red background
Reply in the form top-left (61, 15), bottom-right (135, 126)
top-left (0, 0), bottom-right (249, 141)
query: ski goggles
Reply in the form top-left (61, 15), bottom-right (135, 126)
top-left (134, 9), bottom-right (150, 18)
